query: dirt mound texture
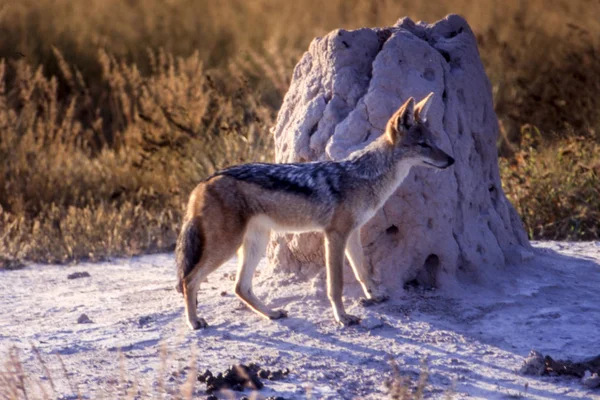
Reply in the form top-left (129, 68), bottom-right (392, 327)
top-left (267, 15), bottom-right (531, 290)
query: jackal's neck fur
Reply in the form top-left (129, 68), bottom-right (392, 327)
top-left (344, 135), bottom-right (413, 212)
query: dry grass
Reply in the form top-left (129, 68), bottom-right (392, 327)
top-left (0, 0), bottom-right (599, 265)
top-left (0, 50), bottom-right (274, 263)
top-left (385, 357), bottom-right (438, 400)
top-left (0, 343), bottom-right (192, 399)
top-left (1, 344), bottom-right (433, 399)
top-left (500, 126), bottom-right (600, 240)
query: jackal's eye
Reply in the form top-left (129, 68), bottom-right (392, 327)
top-left (418, 141), bottom-right (431, 149)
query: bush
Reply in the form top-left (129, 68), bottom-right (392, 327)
top-left (1, 0), bottom-right (599, 264)
top-left (0, 52), bottom-right (274, 263)
top-left (500, 126), bottom-right (600, 240)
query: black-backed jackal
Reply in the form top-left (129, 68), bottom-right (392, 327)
top-left (176, 93), bottom-right (454, 330)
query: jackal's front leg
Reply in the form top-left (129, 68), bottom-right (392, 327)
top-left (345, 230), bottom-right (389, 306)
top-left (325, 231), bottom-right (360, 326)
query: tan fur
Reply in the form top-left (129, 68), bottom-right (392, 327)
top-left (177, 92), bottom-right (454, 330)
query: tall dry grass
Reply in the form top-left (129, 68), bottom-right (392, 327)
top-left (0, 0), bottom-right (599, 264)
top-left (0, 50), bottom-right (275, 263)
top-left (500, 126), bottom-right (600, 240)
top-left (3, 0), bottom-right (600, 140)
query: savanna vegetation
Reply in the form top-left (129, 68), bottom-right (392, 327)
top-left (1, 0), bottom-right (599, 265)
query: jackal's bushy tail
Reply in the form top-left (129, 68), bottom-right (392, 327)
top-left (175, 216), bottom-right (204, 293)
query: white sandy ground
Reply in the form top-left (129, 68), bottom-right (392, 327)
top-left (1, 241), bottom-right (600, 399)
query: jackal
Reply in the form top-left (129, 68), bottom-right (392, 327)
top-left (176, 92), bottom-right (454, 330)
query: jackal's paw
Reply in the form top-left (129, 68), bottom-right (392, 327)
top-left (337, 313), bottom-right (361, 327)
top-left (359, 294), bottom-right (390, 307)
top-left (187, 317), bottom-right (208, 330)
top-left (269, 309), bottom-right (288, 320)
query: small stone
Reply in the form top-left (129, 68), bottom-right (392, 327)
top-left (360, 316), bottom-right (384, 330)
top-left (67, 271), bottom-right (91, 280)
top-left (138, 315), bottom-right (152, 327)
top-left (198, 369), bottom-right (213, 382)
top-left (0, 256), bottom-right (25, 270)
top-left (248, 362), bottom-right (261, 371)
top-left (56, 394), bottom-right (81, 400)
top-left (201, 364), bottom-right (264, 393)
top-left (519, 350), bottom-right (545, 376)
top-left (77, 313), bottom-right (93, 324)
top-left (220, 291), bottom-right (227, 296)
top-left (582, 371), bottom-right (600, 389)
top-left (258, 369), bottom-right (270, 379)
top-left (268, 369), bottom-right (285, 380)
top-left (229, 383), bottom-right (242, 391)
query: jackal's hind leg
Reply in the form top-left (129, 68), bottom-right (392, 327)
top-left (345, 230), bottom-right (389, 306)
top-left (235, 227), bottom-right (287, 320)
top-left (183, 277), bottom-right (207, 330)
top-left (325, 231), bottom-right (360, 326)
top-left (184, 252), bottom-right (238, 330)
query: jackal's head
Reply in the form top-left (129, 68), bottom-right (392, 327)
top-left (385, 92), bottom-right (455, 169)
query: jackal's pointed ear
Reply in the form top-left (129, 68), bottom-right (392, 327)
top-left (386, 97), bottom-right (415, 144)
top-left (414, 92), bottom-right (434, 123)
